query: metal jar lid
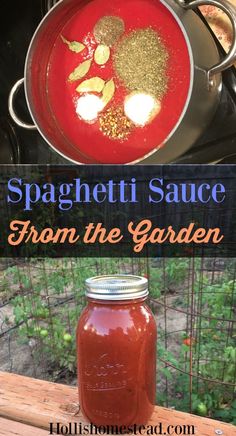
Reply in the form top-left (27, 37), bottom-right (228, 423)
top-left (85, 275), bottom-right (149, 301)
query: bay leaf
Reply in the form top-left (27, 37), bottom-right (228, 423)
top-left (76, 77), bottom-right (105, 93)
top-left (68, 60), bottom-right (92, 82)
top-left (61, 35), bottom-right (85, 53)
top-left (94, 44), bottom-right (110, 65)
top-left (102, 79), bottom-right (115, 106)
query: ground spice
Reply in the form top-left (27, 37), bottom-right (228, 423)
top-left (99, 106), bottom-right (133, 140)
top-left (114, 28), bottom-right (168, 99)
top-left (94, 16), bottom-right (125, 47)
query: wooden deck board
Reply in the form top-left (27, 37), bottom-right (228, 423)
top-left (0, 372), bottom-right (235, 436)
top-left (0, 417), bottom-right (48, 435)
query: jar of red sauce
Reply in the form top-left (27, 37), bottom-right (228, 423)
top-left (77, 275), bottom-right (157, 427)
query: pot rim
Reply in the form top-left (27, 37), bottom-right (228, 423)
top-left (24, 0), bottom-right (195, 165)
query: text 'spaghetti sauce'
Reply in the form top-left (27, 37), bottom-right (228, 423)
top-left (77, 275), bottom-right (157, 426)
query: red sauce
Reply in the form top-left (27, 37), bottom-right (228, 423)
top-left (47, 0), bottom-right (191, 163)
top-left (77, 299), bottom-right (157, 426)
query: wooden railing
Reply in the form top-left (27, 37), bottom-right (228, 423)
top-left (0, 372), bottom-right (235, 436)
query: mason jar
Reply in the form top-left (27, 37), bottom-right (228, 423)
top-left (77, 275), bottom-right (157, 427)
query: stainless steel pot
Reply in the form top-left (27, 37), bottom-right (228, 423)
top-left (8, 0), bottom-right (236, 164)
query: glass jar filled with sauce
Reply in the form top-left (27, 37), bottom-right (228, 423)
top-left (77, 275), bottom-right (157, 427)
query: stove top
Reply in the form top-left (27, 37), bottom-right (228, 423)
top-left (0, 0), bottom-right (236, 164)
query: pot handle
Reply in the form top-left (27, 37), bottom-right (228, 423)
top-left (178, 0), bottom-right (236, 80)
top-left (8, 78), bottom-right (36, 130)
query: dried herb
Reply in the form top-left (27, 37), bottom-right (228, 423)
top-left (61, 35), bottom-right (85, 53)
top-left (94, 45), bottom-right (110, 65)
top-left (76, 77), bottom-right (105, 93)
top-left (101, 79), bottom-right (115, 107)
top-left (94, 16), bottom-right (125, 46)
top-left (68, 60), bottom-right (92, 82)
top-left (99, 106), bottom-right (133, 140)
top-left (114, 28), bottom-right (168, 99)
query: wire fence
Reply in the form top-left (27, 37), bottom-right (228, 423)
top-left (0, 257), bottom-right (235, 423)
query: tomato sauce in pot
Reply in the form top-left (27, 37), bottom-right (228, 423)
top-left (77, 275), bottom-right (157, 426)
top-left (46, 0), bottom-right (191, 163)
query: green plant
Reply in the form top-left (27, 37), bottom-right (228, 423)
top-left (4, 258), bottom-right (236, 424)
top-left (9, 258), bottom-right (136, 375)
top-left (149, 258), bottom-right (190, 299)
top-left (156, 272), bottom-right (236, 424)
